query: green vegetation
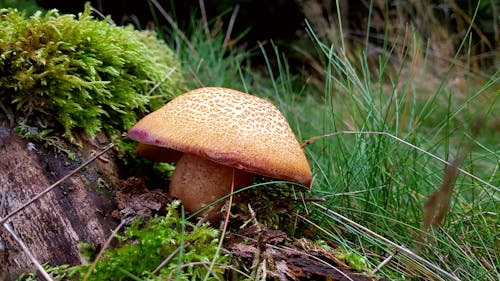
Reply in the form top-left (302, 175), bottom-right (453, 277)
top-left (17, 201), bottom-right (229, 281)
top-left (75, 201), bottom-right (228, 281)
top-left (295, 32), bottom-right (499, 280)
top-left (164, 1), bottom-right (498, 280)
top-left (6, 1), bottom-right (498, 280)
top-left (0, 4), bottom-right (185, 145)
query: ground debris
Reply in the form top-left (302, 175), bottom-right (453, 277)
top-left (226, 225), bottom-right (387, 281)
top-left (112, 177), bottom-right (171, 225)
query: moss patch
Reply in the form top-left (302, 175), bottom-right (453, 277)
top-left (0, 4), bottom-right (185, 144)
top-left (18, 201), bottom-right (229, 281)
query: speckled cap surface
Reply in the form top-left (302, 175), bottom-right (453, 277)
top-left (127, 87), bottom-right (312, 186)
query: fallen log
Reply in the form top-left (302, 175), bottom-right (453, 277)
top-left (0, 118), bottom-right (119, 280)
top-left (226, 225), bottom-right (388, 281)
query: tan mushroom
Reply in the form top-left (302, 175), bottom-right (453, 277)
top-left (127, 87), bottom-right (312, 221)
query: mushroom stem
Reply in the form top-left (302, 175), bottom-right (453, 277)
top-left (169, 153), bottom-right (253, 221)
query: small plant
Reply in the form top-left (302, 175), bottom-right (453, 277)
top-left (0, 4), bottom-right (185, 146)
top-left (13, 117), bottom-right (78, 160)
top-left (28, 201), bottom-right (229, 280)
top-left (17, 264), bottom-right (75, 281)
top-left (79, 201), bottom-right (229, 280)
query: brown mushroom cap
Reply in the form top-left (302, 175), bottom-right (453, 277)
top-left (127, 87), bottom-right (312, 186)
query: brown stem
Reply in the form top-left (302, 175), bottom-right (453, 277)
top-left (169, 153), bottom-right (253, 222)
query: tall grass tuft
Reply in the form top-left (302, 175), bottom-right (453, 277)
top-left (251, 3), bottom-right (499, 280)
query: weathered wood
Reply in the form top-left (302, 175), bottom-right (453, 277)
top-left (226, 225), bottom-right (388, 281)
top-left (0, 119), bottom-right (119, 280)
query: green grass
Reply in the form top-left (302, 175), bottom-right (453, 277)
top-left (162, 2), bottom-right (498, 280)
top-left (260, 19), bottom-right (497, 281)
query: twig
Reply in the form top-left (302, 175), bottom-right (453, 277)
top-left (311, 202), bottom-right (461, 281)
top-left (202, 169), bottom-right (236, 281)
top-left (83, 220), bottom-right (125, 281)
top-left (283, 197), bottom-right (325, 202)
top-left (89, 6), bottom-right (114, 25)
top-left (198, 0), bottom-right (211, 40)
top-left (221, 5), bottom-right (240, 54)
top-left (149, 0), bottom-right (196, 53)
top-left (372, 249), bottom-right (399, 274)
top-left (152, 241), bottom-right (193, 275)
top-left (2, 223), bottom-right (54, 281)
top-left (146, 65), bottom-right (179, 96)
top-left (319, 185), bottom-right (387, 197)
top-left (302, 131), bottom-right (499, 192)
top-left (0, 143), bottom-right (114, 225)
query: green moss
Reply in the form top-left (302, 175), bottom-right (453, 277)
top-left (34, 201), bottom-right (229, 281)
top-left (0, 4), bottom-right (185, 144)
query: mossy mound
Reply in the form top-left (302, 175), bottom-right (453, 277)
top-left (0, 5), bottom-right (185, 143)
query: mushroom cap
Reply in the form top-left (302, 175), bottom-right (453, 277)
top-left (127, 87), bottom-right (312, 186)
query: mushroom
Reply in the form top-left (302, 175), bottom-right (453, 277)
top-left (127, 87), bottom-right (312, 221)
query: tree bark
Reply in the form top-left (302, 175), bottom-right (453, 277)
top-left (0, 118), bottom-right (120, 280)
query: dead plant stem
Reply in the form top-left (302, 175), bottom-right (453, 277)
top-left (2, 223), bottom-right (54, 281)
top-left (301, 131), bottom-right (498, 192)
top-left (82, 220), bottom-right (125, 281)
top-left (201, 169), bottom-right (236, 281)
top-left (311, 202), bottom-right (460, 281)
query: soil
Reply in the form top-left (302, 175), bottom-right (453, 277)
top-left (112, 176), bottom-right (171, 225)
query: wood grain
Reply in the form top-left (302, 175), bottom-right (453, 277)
top-left (0, 119), bottom-right (119, 280)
